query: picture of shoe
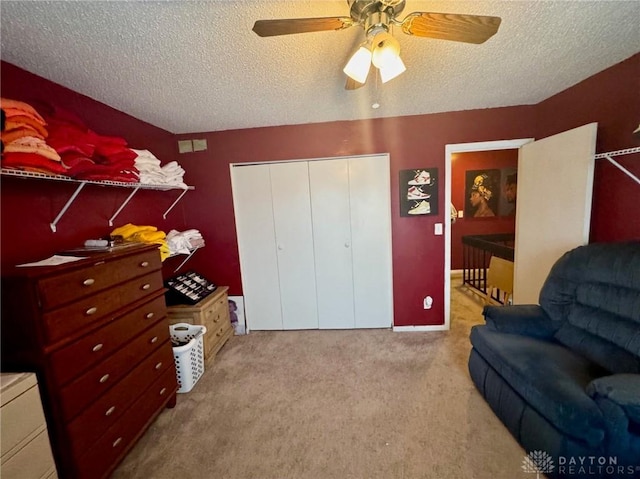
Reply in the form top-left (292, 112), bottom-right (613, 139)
top-left (407, 186), bottom-right (431, 200)
top-left (408, 170), bottom-right (431, 185)
top-left (408, 201), bottom-right (431, 215)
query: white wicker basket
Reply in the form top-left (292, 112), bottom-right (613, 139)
top-left (169, 323), bottom-right (207, 393)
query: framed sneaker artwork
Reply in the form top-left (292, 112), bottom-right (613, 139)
top-left (399, 168), bottom-right (439, 217)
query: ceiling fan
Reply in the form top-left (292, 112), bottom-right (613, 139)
top-left (253, 0), bottom-right (501, 89)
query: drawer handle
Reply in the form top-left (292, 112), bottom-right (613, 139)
top-left (92, 343), bottom-right (104, 352)
top-left (83, 278), bottom-right (95, 286)
top-left (160, 387), bottom-right (167, 396)
top-left (112, 437), bottom-right (123, 448)
top-left (155, 362), bottom-right (163, 370)
top-left (214, 316), bottom-right (220, 323)
top-left (150, 336), bottom-right (158, 344)
top-left (105, 406), bottom-right (116, 417)
top-left (99, 374), bottom-right (110, 384)
top-left (140, 261), bottom-right (150, 268)
top-left (217, 332), bottom-right (223, 337)
top-left (145, 312), bottom-right (155, 319)
top-left (141, 283), bottom-right (151, 290)
top-left (85, 307), bottom-right (98, 316)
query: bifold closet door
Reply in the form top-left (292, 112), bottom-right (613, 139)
top-left (309, 155), bottom-right (392, 329)
top-left (309, 159), bottom-right (355, 329)
top-left (231, 164), bottom-right (283, 330)
top-left (348, 156), bottom-right (393, 328)
top-left (269, 162), bottom-right (319, 329)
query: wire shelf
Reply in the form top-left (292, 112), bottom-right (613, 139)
top-left (1, 168), bottom-right (195, 232)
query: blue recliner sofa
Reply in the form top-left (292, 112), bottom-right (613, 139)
top-left (468, 242), bottom-right (640, 479)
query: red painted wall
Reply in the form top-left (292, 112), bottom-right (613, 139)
top-left (535, 53), bottom-right (640, 242)
top-left (174, 109), bottom-right (534, 326)
top-left (451, 149), bottom-right (518, 270)
top-left (1, 53), bottom-right (637, 327)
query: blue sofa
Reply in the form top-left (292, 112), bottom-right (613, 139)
top-left (468, 242), bottom-right (640, 479)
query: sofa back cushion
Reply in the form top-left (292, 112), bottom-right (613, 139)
top-left (539, 242), bottom-right (640, 374)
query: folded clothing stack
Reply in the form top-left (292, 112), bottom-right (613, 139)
top-left (1, 98), bottom-right (66, 175)
top-left (110, 223), bottom-right (169, 261)
top-left (166, 229), bottom-right (205, 256)
top-left (45, 106), bottom-right (138, 182)
top-left (133, 149), bottom-right (187, 188)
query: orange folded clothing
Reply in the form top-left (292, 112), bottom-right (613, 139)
top-left (0, 98), bottom-right (46, 124)
top-left (4, 116), bottom-right (48, 138)
top-left (1, 126), bottom-right (43, 144)
top-left (4, 136), bottom-right (61, 162)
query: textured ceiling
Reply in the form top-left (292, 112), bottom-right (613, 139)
top-left (1, 1), bottom-right (639, 134)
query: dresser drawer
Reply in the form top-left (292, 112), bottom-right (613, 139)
top-left (37, 249), bottom-right (161, 310)
top-left (208, 321), bottom-right (233, 358)
top-left (1, 428), bottom-right (57, 479)
top-left (75, 368), bottom-right (176, 479)
top-left (1, 380), bottom-right (47, 460)
top-left (49, 294), bottom-right (167, 387)
top-left (58, 319), bottom-right (170, 422)
top-left (42, 271), bottom-right (164, 345)
top-left (67, 342), bottom-right (174, 459)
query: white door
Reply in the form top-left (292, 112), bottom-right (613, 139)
top-left (513, 123), bottom-right (597, 304)
top-left (231, 164), bottom-right (283, 330)
top-left (269, 162), bottom-right (319, 329)
top-left (349, 155), bottom-right (393, 328)
top-left (309, 159), bottom-right (355, 329)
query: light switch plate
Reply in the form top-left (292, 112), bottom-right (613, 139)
top-left (434, 223), bottom-right (443, 235)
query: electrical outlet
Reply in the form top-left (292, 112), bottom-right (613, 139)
top-left (423, 296), bottom-right (433, 309)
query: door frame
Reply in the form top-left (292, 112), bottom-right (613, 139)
top-left (440, 138), bottom-right (534, 331)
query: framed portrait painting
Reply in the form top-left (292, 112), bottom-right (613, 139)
top-left (464, 169), bottom-right (500, 218)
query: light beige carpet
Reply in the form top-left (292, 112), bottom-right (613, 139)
top-left (112, 284), bottom-right (531, 479)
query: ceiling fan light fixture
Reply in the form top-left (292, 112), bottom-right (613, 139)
top-left (343, 45), bottom-right (372, 84)
top-left (370, 32), bottom-right (400, 69)
top-left (379, 54), bottom-right (406, 83)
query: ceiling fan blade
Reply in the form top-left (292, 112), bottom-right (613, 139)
top-left (401, 12), bottom-right (501, 44)
top-left (252, 17), bottom-right (353, 37)
top-left (345, 75), bottom-right (365, 90)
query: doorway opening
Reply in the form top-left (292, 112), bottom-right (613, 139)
top-left (443, 139), bottom-right (533, 330)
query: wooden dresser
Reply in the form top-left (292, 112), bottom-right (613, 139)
top-left (166, 286), bottom-right (233, 362)
top-left (1, 244), bottom-right (178, 479)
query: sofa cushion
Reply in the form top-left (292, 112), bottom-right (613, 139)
top-left (470, 326), bottom-right (607, 447)
top-left (539, 242), bottom-right (640, 373)
top-left (554, 323), bottom-right (640, 375)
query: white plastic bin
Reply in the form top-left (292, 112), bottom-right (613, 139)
top-left (169, 323), bottom-right (207, 393)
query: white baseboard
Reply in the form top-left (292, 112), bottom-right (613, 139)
top-left (393, 324), bottom-right (449, 332)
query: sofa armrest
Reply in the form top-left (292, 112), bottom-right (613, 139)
top-left (482, 304), bottom-right (559, 339)
top-left (587, 374), bottom-right (640, 423)
top-left (586, 374), bottom-right (640, 460)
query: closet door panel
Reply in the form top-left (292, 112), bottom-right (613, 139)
top-left (349, 156), bottom-right (393, 328)
top-left (270, 162), bottom-right (319, 330)
top-left (309, 159), bottom-right (355, 329)
top-left (231, 165), bottom-right (283, 330)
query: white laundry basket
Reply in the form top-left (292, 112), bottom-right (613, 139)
top-left (169, 323), bottom-right (207, 393)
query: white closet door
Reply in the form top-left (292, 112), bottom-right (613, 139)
top-left (269, 162), bottom-right (319, 329)
top-left (309, 159), bottom-right (355, 329)
top-left (231, 164), bottom-right (283, 330)
top-left (349, 155), bottom-right (393, 328)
